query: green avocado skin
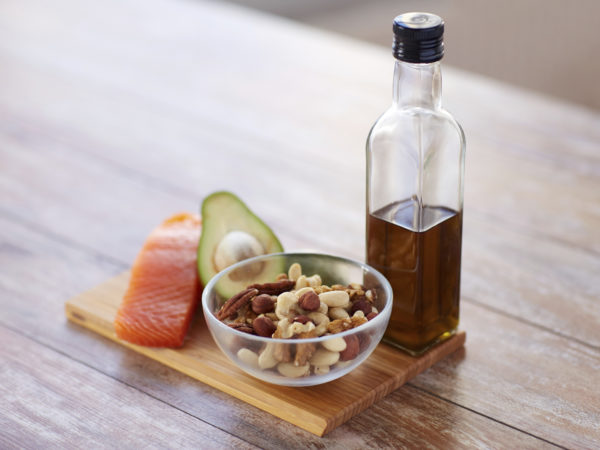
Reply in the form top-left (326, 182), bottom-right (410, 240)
top-left (197, 191), bottom-right (284, 298)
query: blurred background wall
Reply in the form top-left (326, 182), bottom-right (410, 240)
top-left (225, 0), bottom-right (600, 111)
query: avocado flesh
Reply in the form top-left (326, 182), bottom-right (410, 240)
top-left (198, 191), bottom-right (284, 298)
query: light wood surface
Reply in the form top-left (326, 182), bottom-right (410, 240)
top-left (65, 272), bottom-right (466, 436)
top-left (1, 0), bottom-right (599, 447)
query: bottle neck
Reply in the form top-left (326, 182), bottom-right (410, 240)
top-left (392, 60), bottom-right (442, 109)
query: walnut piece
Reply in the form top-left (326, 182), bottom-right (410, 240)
top-left (327, 315), bottom-right (367, 334)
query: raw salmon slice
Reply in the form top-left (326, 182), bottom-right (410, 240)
top-left (114, 213), bottom-right (202, 347)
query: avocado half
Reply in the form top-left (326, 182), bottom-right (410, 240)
top-left (198, 191), bottom-right (284, 298)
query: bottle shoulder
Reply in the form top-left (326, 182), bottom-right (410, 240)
top-left (371, 105), bottom-right (461, 129)
top-left (368, 105), bottom-right (465, 148)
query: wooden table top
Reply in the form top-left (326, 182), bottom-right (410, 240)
top-left (1, 0), bottom-right (599, 448)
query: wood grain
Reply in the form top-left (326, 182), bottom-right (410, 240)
top-left (65, 271), bottom-right (465, 436)
top-left (413, 303), bottom-right (600, 449)
top-left (0, 325), bottom-right (254, 449)
top-left (0, 0), bottom-right (598, 255)
top-left (1, 101), bottom-right (599, 349)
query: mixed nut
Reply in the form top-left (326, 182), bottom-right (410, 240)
top-left (214, 262), bottom-right (379, 378)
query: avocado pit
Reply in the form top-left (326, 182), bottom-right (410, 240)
top-left (213, 230), bottom-right (265, 281)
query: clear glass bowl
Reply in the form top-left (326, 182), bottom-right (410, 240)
top-left (202, 252), bottom-right (392, 386)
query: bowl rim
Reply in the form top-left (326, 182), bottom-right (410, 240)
top-left (201, 251), bottom-right (393, 344)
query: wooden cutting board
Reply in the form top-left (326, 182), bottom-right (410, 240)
top-left (65, 272), bottom-right (466, 436)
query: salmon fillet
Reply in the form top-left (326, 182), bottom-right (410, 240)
top-left (114, 213), bottom-right (202, 347)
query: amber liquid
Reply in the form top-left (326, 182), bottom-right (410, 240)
top-left (367, 201), bottom-right (462, 354)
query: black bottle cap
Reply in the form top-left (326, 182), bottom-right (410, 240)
top-left (393, 12), bottom-right (444, 63)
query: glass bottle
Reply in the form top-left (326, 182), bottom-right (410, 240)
top-left (366, 12), bottom-right (466, 355)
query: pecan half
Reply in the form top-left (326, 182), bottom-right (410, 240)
top-left (216, 288), bottom-right (259, 320)
top-left (247, 279), bottom-right (295, 296)
top-left (228, 323), bottom-right (255, 334)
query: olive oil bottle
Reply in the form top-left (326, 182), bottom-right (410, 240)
top-left (366, 13), bottom-right (466, 355)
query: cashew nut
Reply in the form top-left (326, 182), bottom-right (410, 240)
top-left (319, 290), bottom-right (350, 308)
top-left (275, 292), bottom-right (298, 320)
top-left (322, 336), bottom-right (347, 352)
top-left (309, 348), bottom-right (340, 366)
top-left (237, 348), bottom-right (259, 369)
top-left (307, 312), bottom-right (330, 336)
top-left (317, 301), bottom-right (329, 315)
top-left (258, 343), bottom-right (278, 369)
top-left (329, 307), bottom-right (349, 320)
top-left (275, 318), bottom-right (293, 338)
top-left (277, 362), bottom-right (310, 378)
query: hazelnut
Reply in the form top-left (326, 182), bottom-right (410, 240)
top-left (358, 333), bottom-right (371, 352)
top-left (253, 316), bottom-right (276, 337)
top-left (298, 291), bottom-right (320, 311)
top-left (252, 294), bottom-right (275, 314)
top-left (339, 335), bottom-right (359, 361)
top-left (351, 299), bottom-right (372, 316)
